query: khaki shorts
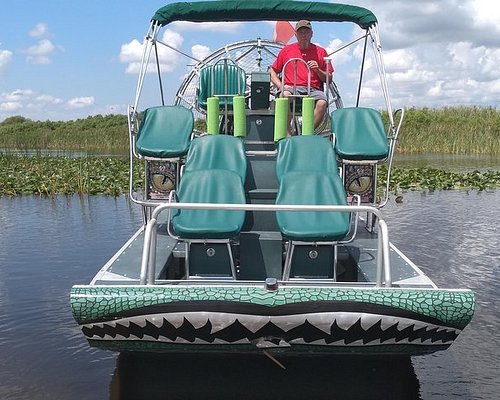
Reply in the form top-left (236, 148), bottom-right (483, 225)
top-left (283, 85), bottom-right (327, 102)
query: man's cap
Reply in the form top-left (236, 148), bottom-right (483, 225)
top-left (295, 20), bottom-right (312, 31)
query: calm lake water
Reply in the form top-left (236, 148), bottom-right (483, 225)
top-left (0, 191), bottom-right (499, 399)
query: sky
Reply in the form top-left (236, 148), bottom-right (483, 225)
top-left (0, 0), bottom-right (499, 122)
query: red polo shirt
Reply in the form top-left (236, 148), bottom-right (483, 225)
top-left (272, 42), bottom-right (333, 90)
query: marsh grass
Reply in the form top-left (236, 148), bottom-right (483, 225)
top-left (1, 107), bottom-right (500, 196)
top-left (393, 107), bottom-right (500, 154)
top-left (1, 107), bottom-right (499, 154)
top-left (0, 114), bottom-right (129, 153)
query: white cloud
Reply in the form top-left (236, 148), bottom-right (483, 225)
top-left (0, 49), bottom-right (13, 71)
top-left (1, 89), bottom-right (35, 102)
top-left (23, 23), bottom-right (60, 64)
top-left (329, 0), bottom-right (500, 108)
top-left (24, 39), bottom-right (55, 64)
top-left (0, 90), bottom-right (31, 112)
top-left (35, 94), bottom-right (63, 105)
top-left (30, 22), bottom-right (50, 38)
top-left (120, 29), bottom-right (184, 74)
top-left (191, 44), bottom-right (210, 61)
top-left (0, 88), bottom-right (126, 121)
top-left (67, 96), bottom-right (94, 108)
top-left (471, 0), bottom-right (500, 34)
top-left (0, 102), bottom-right (21, 112)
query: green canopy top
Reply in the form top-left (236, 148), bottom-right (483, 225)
top-left (152, 1), bottom-right (377, 30)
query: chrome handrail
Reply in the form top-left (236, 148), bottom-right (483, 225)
top-left (139, 202), bottom-right (391, 288)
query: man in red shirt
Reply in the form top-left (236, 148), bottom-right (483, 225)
top-left (271, 20), bottom-right (333, 135)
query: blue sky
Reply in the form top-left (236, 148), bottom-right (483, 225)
top-left (1, 0), bottom-right (499, 122)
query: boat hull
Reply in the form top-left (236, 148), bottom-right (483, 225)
top-left (71, 285), bottom-right (474, 355)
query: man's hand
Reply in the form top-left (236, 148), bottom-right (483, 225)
top-left (307, 60), bottom-right (319, 70)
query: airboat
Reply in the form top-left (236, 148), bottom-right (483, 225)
top-left (70, 1), bottom-right (474, 355)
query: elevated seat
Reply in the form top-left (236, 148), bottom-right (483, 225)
top-left (275, 136), bottom-right (350, 280)
top-left (130, 105), bottom-right (194, 203)
top-left (170, 135), bottom-right (247, 279)
top-left (330, 106), bottom-right (401, 210)
top-left (136, 105), bottom-right (193, 159)
top-left (331, 107), bottom-right (389, 161)
top-left (197, 62), bottom-right (246, 110)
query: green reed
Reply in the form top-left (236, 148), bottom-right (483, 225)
top-left (2, 107), bottom-right (499, 154)
top-left (393, 106), bottom-right (500, 154)
top-left (0, 114), bottom-right (129, 153)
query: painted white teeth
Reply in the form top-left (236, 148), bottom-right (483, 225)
top-left (184, 313), bottom-right (210, 329)
top-left (88, 311), bottom-right (458, 347)
top-left (241, 316), bottom-right (270, 333)
top-left (272, 315), bottom-right (305, 332)
top-left (334, 313), bottom-right (360, 331)
top-left (380, 316), bottom-right (399, 331)
top-left (359, 313), bottom-right (382, 331)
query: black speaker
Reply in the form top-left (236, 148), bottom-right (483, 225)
top-left (250, 72), bottom-right (270, 110)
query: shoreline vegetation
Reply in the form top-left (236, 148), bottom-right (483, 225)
top-left (1, 106), bottom-right (499, 196)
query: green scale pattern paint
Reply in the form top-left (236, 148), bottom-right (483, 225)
top-left (70, 286), bottom-right (475, 329)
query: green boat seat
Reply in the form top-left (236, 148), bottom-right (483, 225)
top-left (172, 134), bottom-right (247, 240)
top-left (275, 136), bottom-right (350, 280)
top-left (183, 134), bottom-right (247, 182)
top-left (275, 136), bottom-right (349, 241)
top-left (276, 135), bottom-right (338, 180)
top-left (197, 63), bottom-right (246, 110)
top-left (331, 107), bottom-right (389, 160)
top-left (276, 171), bottom-right (349, 241)
top-left (172, 170), bottom-right (246, 239)
top-left (136, 105), bottom-right (194, 158)
top-left (170, 134), bottom-right (247, 279)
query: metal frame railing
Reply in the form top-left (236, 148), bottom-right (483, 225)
top-left (138, 202), bottom-right (392, 288)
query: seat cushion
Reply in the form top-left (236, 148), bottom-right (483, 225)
top-left (276, 135), bottom-right (338, 181)
top-left (172, 170), bottom-right (246, 239)
top-left (136, 105), bottom-right (193, 158)
top-left (331, 107), bottom-right (389, 160)
top-left (183, 135), bottom-right (247, 183)
top-left (276, 171), bottom-right (349, 241)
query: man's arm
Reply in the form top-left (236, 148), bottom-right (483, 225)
top-left (307, 60), bottom-right (331, 83)
top-left (270, 67), bottom-right (282, 90)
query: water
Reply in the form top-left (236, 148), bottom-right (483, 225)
top-left (0, 192), bottom-right (499, 399)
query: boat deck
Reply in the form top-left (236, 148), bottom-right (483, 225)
top-left (90, 216), bottom-right (435, 289)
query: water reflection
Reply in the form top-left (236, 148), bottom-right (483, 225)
top-left (110, 352), bottom-right (420, 400)
top-left (383, 190), bottom-right (500, 399)
top-left (0, 192), bottom-right (499, 399)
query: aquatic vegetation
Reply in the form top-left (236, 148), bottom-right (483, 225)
top-left (1, 109), bottom-right (499, 196)
top-left (1, 156), bottom-right (499, 196)
top-left (380, 165), bottom-right (500, 193)
top-left (0, 156), bottom-right (143, 196)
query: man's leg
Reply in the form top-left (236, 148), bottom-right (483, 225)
top-left (314, 99), bottom-right (327, 129)
top-left (310, 88), bottom-right (328, 131)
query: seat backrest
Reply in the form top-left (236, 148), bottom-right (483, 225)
top-left (275, 135), bottom-right (338, 182)
top-left (136, 105), bottom-right (193, 158)
top-left (197, 63), bottom-right (246, 110)
top-left (331, 107), bottom-right (389, 161)
top-left (183, 135), bottom-right (247, 183)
